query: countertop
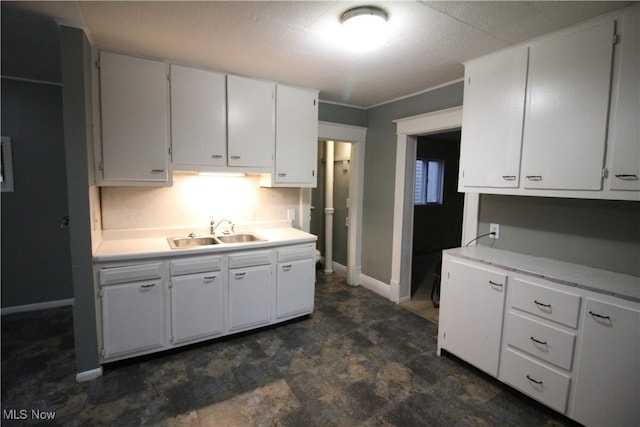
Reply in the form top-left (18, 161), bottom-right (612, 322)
top-left (93, 221), bottom-right (317, 262)
top-left (444, 246), bottom-right (640, 303)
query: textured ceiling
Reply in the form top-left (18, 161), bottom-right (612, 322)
top-left (1, 1), bottom-right (635, 108)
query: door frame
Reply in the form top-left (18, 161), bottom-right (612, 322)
top-left (391, 107), bottom-right (479, 303)
top-left (317, 121), bottom-right (367, 285)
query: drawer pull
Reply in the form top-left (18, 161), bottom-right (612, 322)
top-left (615, 174), bottom-right (639, 181)
top-left (150, 169), bottom-right (165, 174)
top-left (140, 283), bottom-right (156, 290)
top-left (211, 154), bottom-right (223, 159)
top-left (204, 275), bottom-right (217, 282)
top-left (530, 336), bottom-right (548, 346)
top-left (230, 155), bottom-right (241, 160)
top-left (534, 300), bottom-right (551, 309)
top-left (278, 173), bottom-right (287, 177)
top-left (282, 264), bottom-right (292, 271)
top-left (489, 280), bottom-right (503, 287)
top-left (526, 175), bottom-right (543, 181)
top-left (234, 272), bottom-right (246, 279)
top-left (589, 310), bottom-right (611, 320)
top-left (502, 175), bottom-right (517, 181)
top-left (526, 374), bottom-right (543, 385)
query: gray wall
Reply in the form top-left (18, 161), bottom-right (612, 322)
top-left (1, 78), bottom-right (74, 308)
top-left (319, 102), bottom-right (367, 127)
top-left (478, 195), bottom-right (640, 276)
top-left (363, 83), bottom-right (465, 283)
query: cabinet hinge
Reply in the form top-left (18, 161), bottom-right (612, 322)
top-left (312, 169), bottom-right (315, 177)
top-left (95, 60), bottom-right (100, 70)
top-left (613, 33), bottom-right (619, 45)
top-left (168, 146), bottom-right (172, 155)
top-left (101, 348), bottom-right (105, 357)
top-left (99, 161), bottom-right (104, 171)
top-left (447, 272), bottom-right (450, 279)
top-left (467, 77), bottom-right (471, 85)
top-left (602, 168), bottom-right (609, 179)
top-left (314, 99), bottom-right (316, 106)
top-left (167, 73), bottom-right (171, 81)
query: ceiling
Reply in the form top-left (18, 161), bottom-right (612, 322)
top-left (1, 1), bottom-right (635, 108)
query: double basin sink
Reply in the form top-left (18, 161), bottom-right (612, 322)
top-left (168, 232), bottom-right (265, 249)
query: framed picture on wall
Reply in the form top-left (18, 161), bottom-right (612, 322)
top-left (1, 136), bottom-right (15, 192)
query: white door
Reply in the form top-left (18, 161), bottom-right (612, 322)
top-left (227, 75), bottom-right (275, 168)
top-left (170, 272), bottom-right (224, 344)
top-left (572, 298), bottom-right (640, 427)
top-left (101, 280), bottom-right (165, 359)
top-left (170, 65), bottom-right (227, 167)
top-left (459, 47), bottom-right (528, 188)
top-left (438, 257), bottom-right (507, 376)
top-left (275, 85), bottom-right (318, 185)
top-left (99, 51), bottom-right (169, 182)
top-left (276, 257), bottom-right (315, 319)
top-left (521, 21), bottom-right (614, 190)
top-left (228, 265), bottom-right (272, 332)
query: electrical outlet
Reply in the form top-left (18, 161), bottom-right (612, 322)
top-left (490, 223), bottom-right (500, 239)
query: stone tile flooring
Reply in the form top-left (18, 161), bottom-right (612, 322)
top-left (1, 272), bottom-right (580, 426)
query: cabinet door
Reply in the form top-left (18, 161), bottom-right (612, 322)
top-left (572, 298), bottom-right (640, 427)
top-left (459, 47), bottom-right (528, 188)
top-left (228, 264), bottom-right (272, 332)
top-left (608, 10), bottom-right (640, 191)
top-left (170, 272), bottom-right (224, 345)
top-left (438, 257), bottom-right (507, 376)
top-left (101, 280), bottom-right (165, 359)
top-left (521, 21), bottom-right (614, 190)
top-left (99, 51), bottom-right (169, 182)
top-left (170, 65), bottom-right (227, 168)
top-left (276, 257), bottom-right (315, 319)
top-left (227, 75), bottom-right (275, 168)
top-left (274, 85), bottom-right (318, 186)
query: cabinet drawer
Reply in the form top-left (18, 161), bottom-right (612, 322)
top-left (504, 312), bottom-right (576, 370)
top-left (99, 263), bottom-right (163, 286)
top-left (170, 255), bottom-right (222, 276)
top-left (500, 348), bottom-right (571, 414)
top-left (277, 244), bottom-right (314, 262)
top-left (510, 277), bottom-right (581, 328)
top-left (229, 250), bottom-right (272, 269)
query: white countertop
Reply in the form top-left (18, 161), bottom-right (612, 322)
top-left (445, 246), bottom-right (640, 303)
top-left (93, 221), bottom-right (317, 262)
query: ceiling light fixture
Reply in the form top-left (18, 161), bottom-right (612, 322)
top-left (340, 6), bottom-right (389, 52)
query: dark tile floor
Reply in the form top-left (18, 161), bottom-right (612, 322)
top-left (1, 272), bottom-right (580, 426)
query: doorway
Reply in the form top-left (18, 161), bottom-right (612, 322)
top-left (403, 131), bottom-right (464, 322)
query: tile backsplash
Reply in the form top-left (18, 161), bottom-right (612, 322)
top-left (101, 173), bottom-right (302, 230)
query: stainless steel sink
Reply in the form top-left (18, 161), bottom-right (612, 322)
top-left (168, 232), bottom-right (265, 249)
top-left (168, 236), bottom-right (220, 249)
top-left (215, 233), bottom-right (265, 244)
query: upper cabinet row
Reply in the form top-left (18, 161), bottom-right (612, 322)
top-left (95, 51), bottom-right (318, 187)
top-left (459, 8), bottom-right (639, 201)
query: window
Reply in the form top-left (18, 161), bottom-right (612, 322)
top-left (414, 158), bottom-right (444, 205)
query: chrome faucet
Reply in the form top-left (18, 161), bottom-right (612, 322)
top-left (210, 219), bottom-right (234, 235)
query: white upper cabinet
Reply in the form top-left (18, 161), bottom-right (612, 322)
top-left (607, 9), bottom-right (640, 191)
top-left (459, 47), bottom-right (528, 188)
top-left (170, 65), bottom-right (227, 169)
top-left (227, 75), bottom-right (275, 169)
top-left (521, 21), bottom-right (614, 191)
top-left (273, 85), bottom-right (318, 187)
top-left (98, 51), bottom-right (170, 185)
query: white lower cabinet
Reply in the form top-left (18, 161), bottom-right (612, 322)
top-left (571, 298), bottom-right (640, 427)
top-left (96, 241), bottom-right (316, 363)
top-left (437, 257), bottom-right (507, 377)
top-left (99, 263), bottom-right (166, 360)
top-left (169, 256), bottom-right (224, 345)
top-left (276, 245), bottom-right (315, 319)
top-left (438, 249), bottom-right (640, 426)
top-left (228, 250), bottom-right (273, 333)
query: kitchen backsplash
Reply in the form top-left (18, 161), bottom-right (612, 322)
top-left (100, 173), bottom-right (302, 230)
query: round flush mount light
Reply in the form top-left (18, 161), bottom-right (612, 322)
top-left (340, 6), bottom-right (389, 52)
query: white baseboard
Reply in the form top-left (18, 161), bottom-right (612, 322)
top-left (1, 298), bottom-right (74, 315)
top-left (76, 366), bottom-right (103, 382)
top-left (332, 261), bottom-right (347, 277)
top-left (360, 274), bottom-right (391, 300)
